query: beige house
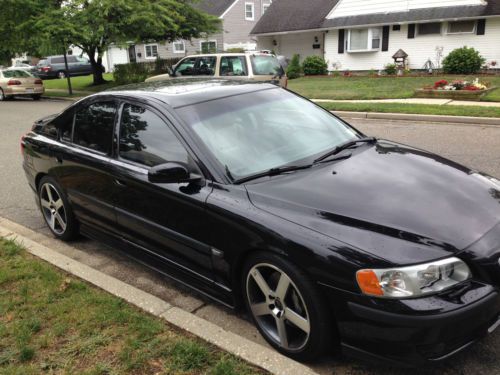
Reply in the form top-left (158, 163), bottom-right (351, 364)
top-left (133, 0), bottom-right (272, 63)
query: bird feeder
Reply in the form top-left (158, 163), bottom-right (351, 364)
top-left (392, 49), bottom-right (408, 76)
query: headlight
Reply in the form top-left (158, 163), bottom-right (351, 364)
top-left (356, 257), bottom-right (471, 298)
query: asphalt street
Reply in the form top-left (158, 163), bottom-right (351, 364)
top-left (1, 98), bottom-right (500, 375)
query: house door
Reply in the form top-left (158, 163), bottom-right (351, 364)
top-left (128, 45), bottom-right (136, 63)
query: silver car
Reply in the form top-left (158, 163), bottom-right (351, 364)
top-left (0, 69), bottom-right (44, 101)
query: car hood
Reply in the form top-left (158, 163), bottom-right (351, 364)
top-left (246, 141), bottom-right (500, 265)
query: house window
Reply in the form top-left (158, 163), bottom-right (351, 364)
top-left (245, 2), bottom-right (254, 21)
top-left (263, 3), bottom-right (270, 13)
top-left (200, 41), bottom-right (217, 54)
top-left (417, 22), bottom-right (442, 36)
top-left (448, 20), bottom-right (476, 34)
top-left (173, 41), bottom-right (185, 54)
top-left (347, 28), bottom-right (381, 52)
top-left (144, 44), bottom-right (158, 59)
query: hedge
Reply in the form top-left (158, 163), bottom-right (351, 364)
top-left (114, 57), bottom-right (181, 85)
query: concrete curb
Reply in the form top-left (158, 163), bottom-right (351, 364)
top-left (0, 217), bottom-right (318, 375)
top-left (333, 111), bottom-right (500, 126)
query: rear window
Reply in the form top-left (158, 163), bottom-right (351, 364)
top-left (3, 70), bottom-right (32, 78)
top-left (250, 55), bottom-right (284, 76)
top-left (50, 57), bottom-right (65, 64)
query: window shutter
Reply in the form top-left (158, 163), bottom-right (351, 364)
top-left (338, 29), bottom-right (345, 54)
top-left (408, 24), bottom-right (416, 39)
top-left (382, 26), bottom-right (390, 51)
top-left (477, 19), bottom-right (486, 35)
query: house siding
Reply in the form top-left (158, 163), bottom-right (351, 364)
top-left (222, 0), bottom-right (272, 50)
top-left (135, 34), bottom-right (225, 62)
top-left (257, 31), bottom-right (326, 61)
top-left (322, 17), bottom-right (500, 71)
top-left (328, 0), bottom-right (485, 19)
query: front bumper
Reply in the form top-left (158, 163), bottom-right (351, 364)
top-left (322, 281), bottom-right (500, 366)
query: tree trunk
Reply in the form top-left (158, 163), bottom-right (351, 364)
top-left (87, 53), bottom-right (106, 85)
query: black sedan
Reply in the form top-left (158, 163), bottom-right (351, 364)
top-left (21, 79), bottom-right (500, 365)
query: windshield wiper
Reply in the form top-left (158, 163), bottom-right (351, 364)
top-left (233, 164), bottom-right (312, 184)
top-left (313, 137), bottom-right (377, 164)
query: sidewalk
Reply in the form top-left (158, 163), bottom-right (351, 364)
top-left (312, 98), bottom-right (500, 107)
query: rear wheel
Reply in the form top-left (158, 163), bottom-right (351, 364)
top-left (242, 252), bottom-right (332, 361)
top-left (0, 88), bottom-right (4, 101)
top-left (38, 176), bottom-right (78, 241)
top-left (32, 94), bottom-right (42, 101)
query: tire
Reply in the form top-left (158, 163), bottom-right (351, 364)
top-left (57, 71), bottom-right (66, 79)
top-left (38, 176), bottom-right (79, 241)
top-left (0, 88), bottom-right (4, 101)
top-left (32, 94), bottom-right (42, 101)
top-left (242, 252), bottom-right (332, 361)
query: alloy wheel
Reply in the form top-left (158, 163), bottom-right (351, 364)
top-left (246, 263), bottom-right (311, 351)
top-left (58, 71), bottom-right (66, 79)
top-left (40, 183), bottom-right (67, 235)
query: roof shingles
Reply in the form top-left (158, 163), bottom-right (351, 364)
top-left (251, 0), bottom-right (500, 35)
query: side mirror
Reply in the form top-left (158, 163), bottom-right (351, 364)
top-left (148, 162), bottom-right (199, 184)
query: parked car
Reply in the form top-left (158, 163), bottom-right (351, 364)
top-left (0, 69), bottom-right (44, 100)
top-left (21, 79), bottom-right (500, 365)
top-left (37, 55), bottom-right (103, 79)
top-left (146, 52), bottom-right (288, 87)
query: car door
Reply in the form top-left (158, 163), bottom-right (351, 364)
top-left (51, 98), bottom-right (119, 234)
top-left (110, 100), bottom-right (214, 282)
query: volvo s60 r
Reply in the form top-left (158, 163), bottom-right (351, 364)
top-left (21, 79), bottom-right (500, 365)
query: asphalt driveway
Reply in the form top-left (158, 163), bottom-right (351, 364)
top-left (1, 98), bottom-right (500, 374)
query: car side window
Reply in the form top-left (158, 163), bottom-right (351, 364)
top-left (174, 57), bottom-right (197, 76)
top-left (220, 56), bottom-right (248, 76)
top-left (119, 103), bottom-right (190, 168)
top-left (195, 57), bottom-right (216, 76)
top-left (73, 102), bottom-right (117, 154)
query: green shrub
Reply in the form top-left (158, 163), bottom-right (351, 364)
top-left (302, 56), bottom-right (328, 75)
top-left (114, 58), bottom-right (181, 85)
top-left (286, 54), bottom-right (302, 79)
top-left (442, 47), bottom-right (485, 74)
top-left (225, 47), bottom-right (245, 53)
top-left (384, 63), bottom-right (397, 75)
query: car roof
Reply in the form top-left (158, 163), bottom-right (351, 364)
top-left (99, 79), bottom-right (279, 108)
top-left (177, 52), bottom-right (277, 58)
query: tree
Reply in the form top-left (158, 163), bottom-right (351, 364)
top-left (286, 54), bottom-right (302, 79)
top-left (2, 0), bottom-right (220, 85)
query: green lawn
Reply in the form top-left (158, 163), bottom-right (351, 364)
top-left (320, 102), bottom-right (500, 118)
top-left (43, 73), bottom-right (118, 92)
top-left (288, 75), bottom-right (500, 101)
top-left (0, 238), bottom-right (264, 375)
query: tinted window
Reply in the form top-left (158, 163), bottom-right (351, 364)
top-left (220, 56), bottom-right (248, 76)
top-left (195, 56), bottom-right (216, 76)
top-left (51, 57), bottom-right (64, 64)
top-left (73, 102), bottom-right (116, 153)
top-left (418, 22), bottom-right (442, 35)
top-left (119, 104), bottom-right (189, 167)
top-left (41, 122), bottom-right (58, 139)
top-left (67, 56), bottom-right (78, 63)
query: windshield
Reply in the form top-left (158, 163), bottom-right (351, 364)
top-left (3, 70), bottom-right (32, 78)
top-left (250, 55), bottom-right (284, 76)
top-left (176, 89), bottom-right (359, 180)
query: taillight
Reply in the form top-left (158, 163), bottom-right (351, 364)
top-left (34, 79), bottom-right (43, 85)
top-left (8, 79), bottom-right (21, 86)
top-left (40, 66), bottom-right (51, 72)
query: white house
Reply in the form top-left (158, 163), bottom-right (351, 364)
top-left (251, 0), bottom-right (500, 71)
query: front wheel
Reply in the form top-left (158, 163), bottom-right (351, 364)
top-left (32, 94), bottom-right (42, 101)
top-left (38, 177), bottom-right (78, 241)
top-left (242, 252), bottom-right (332, 361)
top-left (57, 71), bottom-right (66, 79)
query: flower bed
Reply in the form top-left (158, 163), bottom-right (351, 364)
top-left (415, 78), bottom-right (495, 101)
